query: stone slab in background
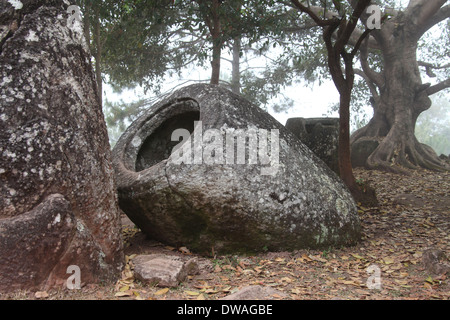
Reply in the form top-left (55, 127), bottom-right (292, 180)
top-left (0, 1), bottom-right (123, 292)
top-left (285, 117), bottom-right (340, 174)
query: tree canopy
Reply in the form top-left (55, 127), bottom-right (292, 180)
top-left (79, 0), bottom-right (449, 171)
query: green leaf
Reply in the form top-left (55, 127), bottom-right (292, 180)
top-left (425, 276), bottom-right (434, 284)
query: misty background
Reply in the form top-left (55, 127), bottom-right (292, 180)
top-left (97, 0), bottom-right (449, 156)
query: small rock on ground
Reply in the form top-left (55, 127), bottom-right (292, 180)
top-left (132, 254), bottom-right (199, 287)
top-left (220, 285), bottom-right (287, 300)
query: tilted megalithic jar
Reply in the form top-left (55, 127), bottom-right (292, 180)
top-left (112, 84), bottom-right (360, 254)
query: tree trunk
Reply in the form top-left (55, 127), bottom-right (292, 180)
top-left (351, 32), bottom-right (446, 171)
top-left (231, 36), bottom-right (241, 94)
top-left (93, 5), bottom-right (102, 105)
top-left (350, 1), bottom-right (449, 172)
top-left (338, 88), bottom-right (357, 191)
top-left (0, 0), bottom-right (123, 291)
top-left (209, 0), bottom-right (221, 85)
top-left (323, 26), bottom-right (361, 200)
top-left (210, 39), bottom-right (221, 85)
top-left (291, 0), bottom-right (378, 204)
top-left (83, 0), bottom-right (91, 50)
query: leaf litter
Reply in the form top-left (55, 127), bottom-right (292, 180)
top-left (3, 168), bottom-right (448, 300)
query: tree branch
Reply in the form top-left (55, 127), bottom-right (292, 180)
top-left (354, 68), bottom-right (379, 99)
top-left (196, 0), bottom-right (214, 35)
top-left (282, 21), bottom-right (321, 32)
top-left (426, 77), bottom-right (450, 96)
top-left (346, 28), bottom-right (380, 51)
top-left (291, 1), bottom-right (381, 50)
top-left (418, 61), bottom-right (450, 77)
top-left (359, 37), bottom-right (384, 89)
top-left (410, 0), bottom-right (448, 26)
top-left (290, 0), bottom-right (337, 26)
top-left (350, 28), bottom-right (372, 57)
top-left (416, 2), bottom-right (450, 37)
top-left (323, 21), bottom-right (346, 90)
top-left (334, 0), bottom-right (371, 54)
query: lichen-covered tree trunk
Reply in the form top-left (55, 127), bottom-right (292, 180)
top-left (93, 4), bottom-right (103, 104)
top-left (0, 0), bottom-right (123, 292)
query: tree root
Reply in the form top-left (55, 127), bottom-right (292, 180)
top-left (354, 134), bottom-right (449, 174)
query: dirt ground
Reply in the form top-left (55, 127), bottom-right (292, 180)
top-left (2, 168), bottom-right (449, 300)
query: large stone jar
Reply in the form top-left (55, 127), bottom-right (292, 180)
top-left (112, 84), bottom-right (360, 254)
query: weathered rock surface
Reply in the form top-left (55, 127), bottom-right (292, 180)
top-left (220, 285), bottom-right (287, 300)
top-left (132, 254), bottom-right (199, 287)
top-left (112, 84), bottom-right (360, 254)
top-left (0, 1), bottom-right (123, 292)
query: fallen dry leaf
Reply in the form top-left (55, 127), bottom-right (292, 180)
top-left (310, 255), bottom-right (327, 263)
top-left (119, 285), bottom-right (130, 292)
top-left (35, 291), bottom-right (49, 299)
top-left (351, 253), bottom-right (365, 260)
top-left (115, 291), bottom-right (132, 297)
top-left (178, 246), bottom-right (191, 255)
top-left (341, 280), bottom-right (362, 287)
top-left (154, 288), bottom-right (169, 296)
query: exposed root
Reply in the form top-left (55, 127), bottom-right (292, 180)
top-left (354, 132), bottom-right (449, 174)
top-left (366, 158), bottom-right (411, 175)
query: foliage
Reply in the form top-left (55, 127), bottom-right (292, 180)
top-left (84, 0), bottom-right (308, 141)
top-left (417, 18), bottom-right (450, 84)
top-left (103, 98), bottom-right (149, 147)
top-left (79, 0), bottom-right (449, 154)
top-left (90, 0), bottom-right (295, 93)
